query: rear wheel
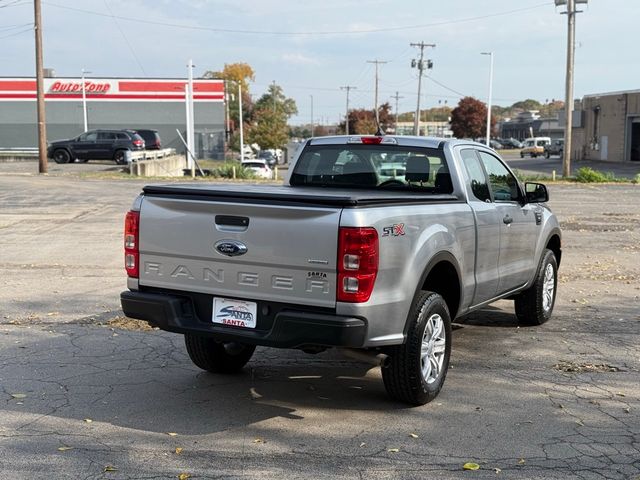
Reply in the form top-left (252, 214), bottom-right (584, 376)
top-left (113, 150), bottom-right (127, 165)
top-left (53, 149), bottom-right (71, 164)
top-left (545, 151), bottom-right (550, 159)
top-left (514, 249), bottom-right (558, 325)
top-left (184, 334), bottom-right (255, 373)
top-left (382, 291), bottom-right (452, 405)
top-left (520, 151), bottom-right (524, 158)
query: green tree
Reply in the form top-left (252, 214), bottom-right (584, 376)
top-left (511, 99), bottom-right (542, 111)
top-left (248, 83), bottom-right (297, 149)
top-left (450, 97), bottom-right (493, 139)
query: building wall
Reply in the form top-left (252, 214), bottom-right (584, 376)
top-left (575, 91), bottom-right (640, 163)
top-left (0, 77), bottom-right (226, 159)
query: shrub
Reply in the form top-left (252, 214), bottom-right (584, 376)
top-left (574, 167), bottom-right (617, 183)
top-left (210, 162), bottom-right (257, 179)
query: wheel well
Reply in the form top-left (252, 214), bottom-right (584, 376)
top-left (546, 234), bottom-right (562, 267)
top-left (421, 261), bottom-right (461, 319)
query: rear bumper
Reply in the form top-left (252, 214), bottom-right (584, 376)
top-left (120, 290), bottom-right (367, 349)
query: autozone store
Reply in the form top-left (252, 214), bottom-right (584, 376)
top-left (0, 77), bottom-right (225, 158)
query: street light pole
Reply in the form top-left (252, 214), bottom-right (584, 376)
top-left (81, 68), bottom-right (91, 132)
top-left (481, 52), bottom-right (494, 147)
top-left (310, 95), bottom-right (314, 137)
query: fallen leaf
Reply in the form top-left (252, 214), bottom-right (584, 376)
top-left (104, 465), bottom-right (117, 472)
top-left (359, 442), bottom-right (366, 448)
top-left (84, 418), bottom-right (93, 423)
top-left (175, 447), bottom-right (183, 454)
top-left (624, 407), bottom-right (630, 413)
top-left (494, 468), bottom-right (502, 474)
top-left (387, 448), bottom-right (400, 453)
top-left (178, 474), bottom-right (191, 480)
top-left (249, 387), bottom-right (262, 400)
top-left (463, 463), bottom-right (480, 470)
top-left (167, 432), bottom-right (178, 437)
top-left (409, 433), bottom-right (419, 439)
top-left (57, 446), bottom-right (73, 452)
top-left (518, 458), bottom-right (526, 465)
top-left (616, 392), bottom-right (626, 397)
top-left (253, 438), bottom-right (264, 443)
top-left (11, 393), bottom-right (27, 399)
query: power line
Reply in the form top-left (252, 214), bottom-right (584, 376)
top-left (103, 0), bottom-right (147, 76)
top-left (0, 25), bottom-right (31, 39)
top-left (42, 1), bottom-right (553, 36)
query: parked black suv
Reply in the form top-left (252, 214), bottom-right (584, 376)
top-left (47, 129), bottom-right (145, 164)
top-left (133, 129), bottom-right (162, 150)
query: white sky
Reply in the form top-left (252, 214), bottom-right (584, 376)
top-left (1, 0), bottom-right (638, 125)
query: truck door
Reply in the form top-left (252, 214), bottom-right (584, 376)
top-left (459, 149), bottom-right (500, 304)
top-left (477, 151), bottom-right (538, 294)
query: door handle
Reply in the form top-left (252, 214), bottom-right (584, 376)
top-left (503, 215), bottom-right (513, 225)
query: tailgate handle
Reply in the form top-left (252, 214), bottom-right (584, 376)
top-left (215, 215), bottom-right (249, 232)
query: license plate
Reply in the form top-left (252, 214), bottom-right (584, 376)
top-left (212, 297), bottom-right (257, 329)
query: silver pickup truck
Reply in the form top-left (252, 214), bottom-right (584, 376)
top-left (121, 136), bottom-right (561, 405)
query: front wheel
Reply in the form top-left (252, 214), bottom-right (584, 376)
top-left (514, 249), bottom-right (558, 325)
top-left (382, 291), bottom-right (452, 405)
top-left (184, 334), bottom-right (255, 373)
top-left (53, 149), bottom-right (71, 164)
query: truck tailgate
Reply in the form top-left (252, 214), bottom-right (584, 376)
top-left (138, 195), bottom-right (340, 308)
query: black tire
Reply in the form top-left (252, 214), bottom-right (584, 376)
top-left (53, 149), bottom-right (71, 164)
top-left (520, 151), bottom-right (524, 158)
top-left (514, 249), bottom-right (558, 326)
top-left (113, 150), bottom-right (127, 165)
top-left (545, 151), bottom-right (550, 159)
top-left (184, 334), bottom-right (255, 373)
top-left (382, 291), bottom-right (452, 405)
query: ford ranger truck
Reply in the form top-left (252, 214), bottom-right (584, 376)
top-left (121, 136), bottom-right (562, 405)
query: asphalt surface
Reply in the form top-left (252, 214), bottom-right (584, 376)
top-left (0, 172), bottom-right (639, 479)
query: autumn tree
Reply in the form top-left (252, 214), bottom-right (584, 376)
top-left (338, 103), bottom-right (393, 135)
top-left (202, 63), bottom-right (255, 152)
top-left (450, 97), bottom-right (494, 139)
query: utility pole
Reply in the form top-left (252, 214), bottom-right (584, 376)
top-left (410, 42), bottom-right (435, 136)
top-left (272, 80), bottom-right (277, 113)
top-left (391, 91), bottom-right (404, 134)
top-left (481, 52), bottom-right (494, 146)
top-left (558, 0), bottom-right (584, 178)
top-left (81, 68), bottom-right (91, 132)
top-left (310, 94), bottom-right (314, 137)
top-left (366, 59), bottom-right (387, 127)
top-left (187, 59), bottom-right (195, 177)
top-left (34, 0), bottom-right (47, 174)
top-left (340, 86), bottom-right (356, 135)
top-left (239, 83), bottom-right (244, 162)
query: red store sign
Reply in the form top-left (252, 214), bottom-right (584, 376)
top-left (49, 81), bottom-right (111, 94)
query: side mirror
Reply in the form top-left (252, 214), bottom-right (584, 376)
top-left (525, 182), bottom-right (549, 203)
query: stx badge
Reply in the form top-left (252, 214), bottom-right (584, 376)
top-left (382, 223), bottom-right (405, 237)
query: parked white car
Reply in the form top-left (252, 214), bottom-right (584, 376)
top-left (241, 159), bottom-right (272, 179)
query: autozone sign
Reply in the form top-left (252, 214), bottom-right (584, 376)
top-left (49, 80), bottom-right (111, 94)
top-left (0, 78), bottom-right (224, 102)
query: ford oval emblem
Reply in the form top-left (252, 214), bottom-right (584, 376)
top-left (214, 240), bottom-right (248, 257)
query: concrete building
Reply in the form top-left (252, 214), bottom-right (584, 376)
top-left (394, 121), bottom-right (453, 137)
top-left (572, 90), bottom-right (640, 163)
top-left (0, 77), bottom-right (226, 158)
top-left (499, 111), bottom-right (564, 141)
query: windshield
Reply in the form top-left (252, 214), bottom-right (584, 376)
top-left (290, 144), bottom-right (452, 193)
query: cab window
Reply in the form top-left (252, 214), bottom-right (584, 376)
top-left (460, 149), bottom-right (491, 202)
top-left (477, 152), bottom-right (520, 202)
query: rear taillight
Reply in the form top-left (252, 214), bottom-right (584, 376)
top-left (124, 210), bottom-right (140, 278)
top-left (133, 139), bottom-right (143, 147)
top-left (337, 227), bottom-right (378, 303)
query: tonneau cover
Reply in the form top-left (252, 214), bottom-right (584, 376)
top-left (142, 183), bottom-right (460, 207)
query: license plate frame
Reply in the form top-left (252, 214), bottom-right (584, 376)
top-left (212, 297), bottom-right (258, 329)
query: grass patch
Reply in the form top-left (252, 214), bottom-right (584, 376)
top-left (512, 169), bottom-right (554, 183)
top-left (574, 167), bottom-right (623, 183)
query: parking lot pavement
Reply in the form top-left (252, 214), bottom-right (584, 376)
top-left (1, 175), bottom-right (639, 479)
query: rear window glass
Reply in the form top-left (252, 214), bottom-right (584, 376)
top-left (242, 162), bottom-right (266, 169)
top-left (290, 144), bottom-right (452, 193)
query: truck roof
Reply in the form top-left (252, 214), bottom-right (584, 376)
top-left (307, 135), bottom-right (488, 150)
